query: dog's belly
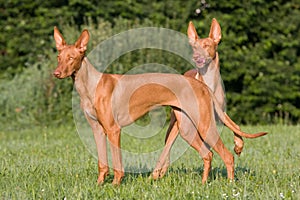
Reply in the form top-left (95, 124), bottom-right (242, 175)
top-left (111, 83), bottom-right (176, 127)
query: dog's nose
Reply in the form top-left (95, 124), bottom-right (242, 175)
top-left (53, 70), bottom-right (61, 78)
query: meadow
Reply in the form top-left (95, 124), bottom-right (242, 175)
top-left (0, 124), bottom-right (299, 199)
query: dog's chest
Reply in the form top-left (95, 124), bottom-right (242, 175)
top-left (79, 97), bottom-right (98, 121)
top-left (202, 66), bottom-right (220, 92)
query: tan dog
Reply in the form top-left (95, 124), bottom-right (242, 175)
top-left (187, 18), bottom-right (244, 155)
top-left (53, 27), bottom-right (267, 185)
top-left (152, 19), bottom-right (244, 179)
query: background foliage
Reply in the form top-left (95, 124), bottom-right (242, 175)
top-left (1, 0), bottom-right (300, 128)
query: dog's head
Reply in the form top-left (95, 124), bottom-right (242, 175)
top-left (53, 27), bottom-right (90, 79)
top-left (188, 18), bottom-right (221, 68)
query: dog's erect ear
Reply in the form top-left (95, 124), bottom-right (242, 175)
top-left (187, 21), bottom-right (199, 44)
top-left (75, 29), bottom-right (90, 53)
top-left (54, 26), bottom-right (66, 51)
top-left (209, 18), bottom-right (221, 44)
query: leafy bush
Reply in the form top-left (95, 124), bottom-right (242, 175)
top-left (0, 53), bottom-right (73, 129)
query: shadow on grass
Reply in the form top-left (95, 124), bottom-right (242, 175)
top-left (208, 166), bottom-right (254, 181)
top-left (115, 165), bottom-right (255, 184)
top-left (98, 166), bottom-right (153, 185)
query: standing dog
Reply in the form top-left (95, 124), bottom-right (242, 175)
top-left (53, 27), bottom-right (266, 184)
top-left (152, 19), bottom-right (244, 179)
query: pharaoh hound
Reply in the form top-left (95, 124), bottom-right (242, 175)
top-left (152, 18), bottom-right (245, 179)
top-left (53, 27), bottom-right (267, 184)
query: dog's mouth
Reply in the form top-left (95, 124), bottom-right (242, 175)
top-left (192, 54), bottom-right (211, 68)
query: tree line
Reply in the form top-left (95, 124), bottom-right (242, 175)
top-left (1, 0), bottom-right (299, 127)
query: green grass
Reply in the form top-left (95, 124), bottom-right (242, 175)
top-left (0, 125), bottom-right (299, 199)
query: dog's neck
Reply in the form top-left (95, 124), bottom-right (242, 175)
top-left (73, 57), bottom-right (102, 102)
top-left (197, 52), bottom-right (220, 92)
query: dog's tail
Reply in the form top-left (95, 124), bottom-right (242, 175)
top-left (211, 91), bottom-right (268, 138)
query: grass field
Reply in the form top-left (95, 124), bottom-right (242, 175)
top-left (0, 124), bottom-right (299, 199)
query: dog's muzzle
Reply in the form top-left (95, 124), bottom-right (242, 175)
top-left (192, 54), bottom-right (211, 68)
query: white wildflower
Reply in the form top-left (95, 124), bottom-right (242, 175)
top-left (279, 192), bottom-right (285, 199)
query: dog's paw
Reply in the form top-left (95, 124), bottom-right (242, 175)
top-left (151, 169), bottom-right (161, 180)
top-left (97, 171), bottom-right (109, 185)
top-left (234, 137), bottom-right (244, 156)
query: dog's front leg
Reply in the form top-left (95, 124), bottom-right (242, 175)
top-left (107, 127), bottom-right (124, 185)
top-left (96, 128), bottom-right (109, 185)
top-left (84, 114), bottom-right (109, 184)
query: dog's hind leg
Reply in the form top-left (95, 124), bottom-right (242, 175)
top-left (205, 122), bottom-right (234, 181)
top-left (174, 111), bottom-right (213, 184)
